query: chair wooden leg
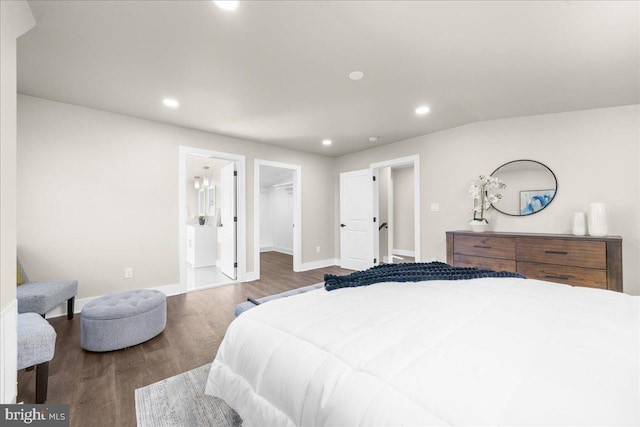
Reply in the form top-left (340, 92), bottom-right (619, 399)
top-left (67, 297), bottom-right (75, 320)
top-left (35, 361), bottom-right (49, 404)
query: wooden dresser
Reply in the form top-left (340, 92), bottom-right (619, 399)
top-left (446, 231), bottom-right (623, 292)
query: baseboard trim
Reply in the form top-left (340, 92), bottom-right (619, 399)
top-left (392, 249), bottom-right (415, 257)
top-left (42, 255), bottom-right (336, 319)
top-left (1, 300), bottom-right (18, 404)
top-left (243, 271), bottom-right (259, 282)
top-left (260, 246), bottom-right (293, 256)
top-left (297, 258), bottom-right (338, 272)
top-left (44, 296), bottom-right (93, 319)
top-left (153, 283), bottom-right (187, 297)
top-left (45, 283), bottom-right (187, 319)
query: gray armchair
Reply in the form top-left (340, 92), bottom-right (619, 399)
top-left (17, 258), bottom-right (78, 320)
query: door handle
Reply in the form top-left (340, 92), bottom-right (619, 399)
top-left (545, 274), bottom-right (572, 280)
top-left (340, 224), bottom-right (346, 227)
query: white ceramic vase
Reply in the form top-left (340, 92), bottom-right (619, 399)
top-left (588, 203), bottom-right (608, 237)
top-left (572, 212), bottom-right (586, 236)
top-left (469, 220), bottom-right (488, 233)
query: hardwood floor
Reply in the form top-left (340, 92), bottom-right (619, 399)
top-left (17, 252), bottom-right (351, 427)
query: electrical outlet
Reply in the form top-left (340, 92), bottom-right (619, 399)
top-left (316, 246), bottom-right (321, 254)
top-left (124, 267), bottom-right (134, 279)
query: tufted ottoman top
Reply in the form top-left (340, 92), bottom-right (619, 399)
top-left (82, 289), bottom-right (166, 320)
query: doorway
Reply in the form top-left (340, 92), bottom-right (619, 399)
top-left (338, 155), bottom-right (420, 270)
top-left (179, 146), bottom-right (246, 291)
top-left (377, 165), bottom-right (416, 264)
top-left (372, 155), bottom-right (421, 265)
top-left (254, 160), bottom-right (301, 279)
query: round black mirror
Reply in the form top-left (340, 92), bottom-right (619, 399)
top-left (490, 160), bottom-right (557, 216)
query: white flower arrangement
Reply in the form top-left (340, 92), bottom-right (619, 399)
top-left (469, 175), bottom-right (506, 222)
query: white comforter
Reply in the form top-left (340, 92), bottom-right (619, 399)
top-left (205, 278), bottom-right (640, 426)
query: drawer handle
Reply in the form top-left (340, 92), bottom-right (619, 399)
top-left (544, 250), bottom-right (568, 255)
top-left (473, 245), bottom-right (491, 249)
top-left (545, 274), bottom-right (572, 280)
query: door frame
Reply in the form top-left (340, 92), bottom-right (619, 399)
top-left (387, 173), bottom-right (394, 263)
top-left (370, 155), bottom-right (421, 263)
top-left (178, 146), bottom-right (246, 289)
top-left (254, 159), bottom-right (302, 278)
top-left (219, 162), bottom-right (238, 281)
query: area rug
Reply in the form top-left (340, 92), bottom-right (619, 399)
top-left (135, 363), bottom-right (242, 426)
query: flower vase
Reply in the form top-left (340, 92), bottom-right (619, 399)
top-left (469, 219), bottom-right (488, 233)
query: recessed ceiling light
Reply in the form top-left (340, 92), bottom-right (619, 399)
top-left (213, 1), bottom-right (238, 11)
top-left (348, 71), bottom-right (365, 81)
top-left (163, 98), bottom-right (179, 108)
top-left (322, 139), bottom-right (332, 146)
top-left (369, 136), bottom-right (379, 142)
top-left (415, 106), bottom-right (430, 115)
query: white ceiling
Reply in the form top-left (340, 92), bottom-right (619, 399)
top-left (17, 1), bottom-right (639, 157)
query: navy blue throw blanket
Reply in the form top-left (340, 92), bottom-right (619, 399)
top-left (324, 262), bottom-right (525, 291)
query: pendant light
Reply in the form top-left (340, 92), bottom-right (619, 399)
top-left (202, 166), bottom-right (211, 188)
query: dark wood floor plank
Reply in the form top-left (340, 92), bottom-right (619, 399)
top-left (74, 367), bottom-right (117, 426)
top-left (115, 366), bottom-right (149, 427)
top-left (16, 252), bottom-right (351, 426)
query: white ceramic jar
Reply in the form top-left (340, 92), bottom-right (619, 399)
top-left (572, 212), bottom-right (586, 236)
top-left (588, 203), bottom-right (608, 237)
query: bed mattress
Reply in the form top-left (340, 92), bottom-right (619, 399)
top-left (206, 277), bottom-right (639, 426)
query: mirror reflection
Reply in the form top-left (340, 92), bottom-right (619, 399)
top-left (490, 160), bottom-right (557, 216)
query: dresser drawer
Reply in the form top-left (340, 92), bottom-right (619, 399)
top-left (516, 238), bottom-right (606, 269)
top-left (453, 254), bottom-right (516, 272)
top-left (517, 261), bottom-right (607, 289)
top-left (453, 235), bottom-right (515, 259)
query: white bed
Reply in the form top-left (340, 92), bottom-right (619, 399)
top-left (205, 277), bottom-right (640, 426)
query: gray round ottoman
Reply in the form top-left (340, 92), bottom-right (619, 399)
top-left (81, 289), bottom-right (166, 352)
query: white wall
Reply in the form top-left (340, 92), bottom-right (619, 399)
top-left (392, 167), bottom-right (415, 254)
top-left (260, 175), bottom-right (294, 254)
top-left (335, 105), bottom-right (640, 295)
top-left (17, 95), bottom-right (336, 300)
top-left (1, 0), bottom-right (35, 404)
top-left (259, 189), bottom-right (273, 248)
top-left (271, 186), bottom-right (294, 253)
top-left (1, 0), bottom-right (34, 314)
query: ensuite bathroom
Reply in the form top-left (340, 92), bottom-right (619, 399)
top-left (185, 155), bottom-right (234, 287)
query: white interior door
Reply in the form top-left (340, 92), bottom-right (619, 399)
top-left (340, 169), bottom-right (375, 270)
top-left (219, 162), bottom-right (237, 280)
